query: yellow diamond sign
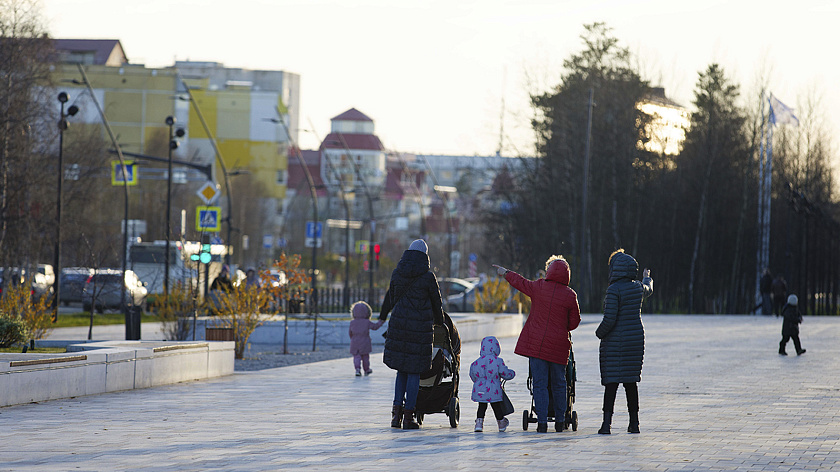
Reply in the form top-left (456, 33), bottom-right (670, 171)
top-left (196, 181), bottom-right (219, 204)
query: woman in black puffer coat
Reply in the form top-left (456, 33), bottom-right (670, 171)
top-left (595, 249), bottom-right (653, 435)
top-left (379, 239), bottom-right (444, 430)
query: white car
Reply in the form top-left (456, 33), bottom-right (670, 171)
top-left (439, 277), bottom-right (477, 312)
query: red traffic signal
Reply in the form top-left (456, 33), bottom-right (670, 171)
top-left (374, 243), bottom-right (380, 261)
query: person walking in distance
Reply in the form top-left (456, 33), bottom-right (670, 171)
top-left (772, 274), bottom-right (788, 317)
top-left (596, 249), bottom-right (654, 435)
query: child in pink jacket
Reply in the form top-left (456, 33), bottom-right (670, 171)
top-left (349, 301), bottom-right (385, 376)
top-left (469, 336), bottom-right (516, 432)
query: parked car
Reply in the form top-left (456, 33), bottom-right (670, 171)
top-left (59, 267), bottom-right (94, 305)
top-left (82, 269), bottom-right (148, 313)
top-left (0, 265), bottom-right (54, 301)
top-left (439, 277), bottom-right (477, 312)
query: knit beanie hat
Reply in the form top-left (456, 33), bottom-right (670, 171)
top-left (408, 239), bottom-right (428, 254)
top-left (787, 294), bottom-right (798, 306)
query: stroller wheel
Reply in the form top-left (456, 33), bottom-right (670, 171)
top-left (571, 411), bottom-right (578, 431)
top-left (522, 410), bottom-right (530, 431)
top-left (448, 397), bottom-right (460, 428)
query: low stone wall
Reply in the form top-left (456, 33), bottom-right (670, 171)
top-left (0, 340), bottom-right (234, 408)
top-left (194, 312), bottom-right (524, 346)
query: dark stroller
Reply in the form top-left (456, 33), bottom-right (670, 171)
top-left (415, 312), bottom-right (461, 427)
top-left (522, 335), bottom-right (578, 431)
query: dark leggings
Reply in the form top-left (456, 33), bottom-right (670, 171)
top-left (476, 401), bottom-right (506, 420)
top-left (603, 382), bottom-right (639, 413)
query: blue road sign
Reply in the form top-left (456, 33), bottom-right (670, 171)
top-left (196, 206), bottom-right (221, 232)
top-left (306, 221), bottom-right (323, 239)
top-left (111, 161), bottom-right (138, 186)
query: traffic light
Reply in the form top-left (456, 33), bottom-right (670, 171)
top-left (373, 243), bottom-right (380, 270)
top-left (190, 244), bottom-right (212, 264)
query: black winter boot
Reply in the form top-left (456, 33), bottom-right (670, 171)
top-left (390, 405), bottom-right (403, 428)
top-left (628, 410), bottom-right (640, 434)
top-left (402, 409), bottom-right (420, 429)
top-left (598, 411), bottom-right (612, 434)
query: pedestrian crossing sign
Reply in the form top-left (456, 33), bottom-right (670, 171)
top-left (196, 206), bottom-right (221, 232)
top-left (111, 161), bottom-right (138, 186)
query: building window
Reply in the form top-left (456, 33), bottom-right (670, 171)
top-left (276, 170), bottom-right (288, 185)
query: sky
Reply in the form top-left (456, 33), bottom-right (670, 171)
top-left (40, 0), bottom-right (840, 159)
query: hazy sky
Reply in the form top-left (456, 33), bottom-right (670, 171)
top-left (40, 0), bottom-right (840, 158)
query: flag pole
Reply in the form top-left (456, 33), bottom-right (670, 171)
top-left (755, 92), bottom-right (767, 311)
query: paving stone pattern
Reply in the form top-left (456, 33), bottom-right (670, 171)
top-left (4, 314), bottom-right (840, 471)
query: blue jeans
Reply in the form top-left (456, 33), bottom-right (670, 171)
top-left (393, 372), bottom-right (420, 410)
top-left (530, 357), bottom-right (567, 424)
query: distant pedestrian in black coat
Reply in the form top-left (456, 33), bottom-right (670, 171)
top-left (596, 249), bottom-right (653, 435)
top-left (759, 269), bottom-right (773, 315)
top-left (379, 239), bottom-right (444, 430)
top-left (772, 275), bottom-right (787, 317)
top-left (779, 294), bottom-right (806, 356)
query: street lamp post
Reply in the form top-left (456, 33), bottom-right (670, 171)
top-left (174, 72), bottom-right (234, 266)
top-left (54, 92), bottom-right (79, 320)
top-left (423, 156), bottom-right (457, 286)
top-left (163, 116), bottom-right (184, 301)
top-left (266, 112), bottom-right (319, 316)
top-left (335, 134), bottom-right (377, 304)
top-left (165, 116), bottom-right (175, 301)
top-left (73, 65), bottom-right (135, 339)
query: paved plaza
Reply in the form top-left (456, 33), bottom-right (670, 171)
top-left (2, 314), bottom-right (839, 471)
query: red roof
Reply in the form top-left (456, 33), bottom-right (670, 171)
top-left (330, 108), bottom-right (373, 122)
top-left (287, 149), bottom-right (327, 196)
top-left (321, 133), bottom-right (384, 152)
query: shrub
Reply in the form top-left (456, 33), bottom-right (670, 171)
top-left (152, 283), bottom-right (196, 341)
top-left (0, 282), bottom-right (54, 340)
top-left (474, 278), bottom-right (531, 314)
top-left (209, 284), bottom-right (273, 359)
top-left (0, 315), bottom-right (29, 348)
top-left (209, 253), bottom-right (313, 359)
top-left (474, 278), bottom-right (509, 313)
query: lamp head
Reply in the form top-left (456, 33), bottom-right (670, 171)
top-left (67, 105), bottom-right (79, 116)
top-left (175, 128), bottom-right (185, 138)
top-left (58, 92), bottom-right (69, 103)
top-left (165, 116), bottom-right (176, 126)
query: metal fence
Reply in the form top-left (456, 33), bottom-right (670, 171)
top-left (291, 287), bottom-right (386, 315)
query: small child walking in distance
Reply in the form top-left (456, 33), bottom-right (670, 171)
top-left (349, 301), bottom-right (385, 376)
top-left (779, 294), bottom-right (806, 356)
top-left (469, 336), bottom-right (515, 432)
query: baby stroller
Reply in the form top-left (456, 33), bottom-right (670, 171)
top-left (415, 312), bottom-right (461, 427)
top-left (522, 335), bottom-right (578, 431)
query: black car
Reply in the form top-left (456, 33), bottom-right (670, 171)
top-left (59, 267), bottom-right (94, 305)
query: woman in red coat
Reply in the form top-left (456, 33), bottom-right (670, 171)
top-left (494, 255), bottom-right (581, 433)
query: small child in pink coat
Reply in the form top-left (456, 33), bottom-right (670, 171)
top-left (349, 301), bottom-right (385, 376)
top-left (469, 336), bottom-right (516, 432)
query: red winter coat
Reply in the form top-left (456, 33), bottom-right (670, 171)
top-left (507, 259), bottom-right (581, 365)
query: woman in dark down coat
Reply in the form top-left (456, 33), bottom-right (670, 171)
top-left (596, 249), bottom-right (653, 435)
top-left (379, 239), bottom-right (444, 430)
